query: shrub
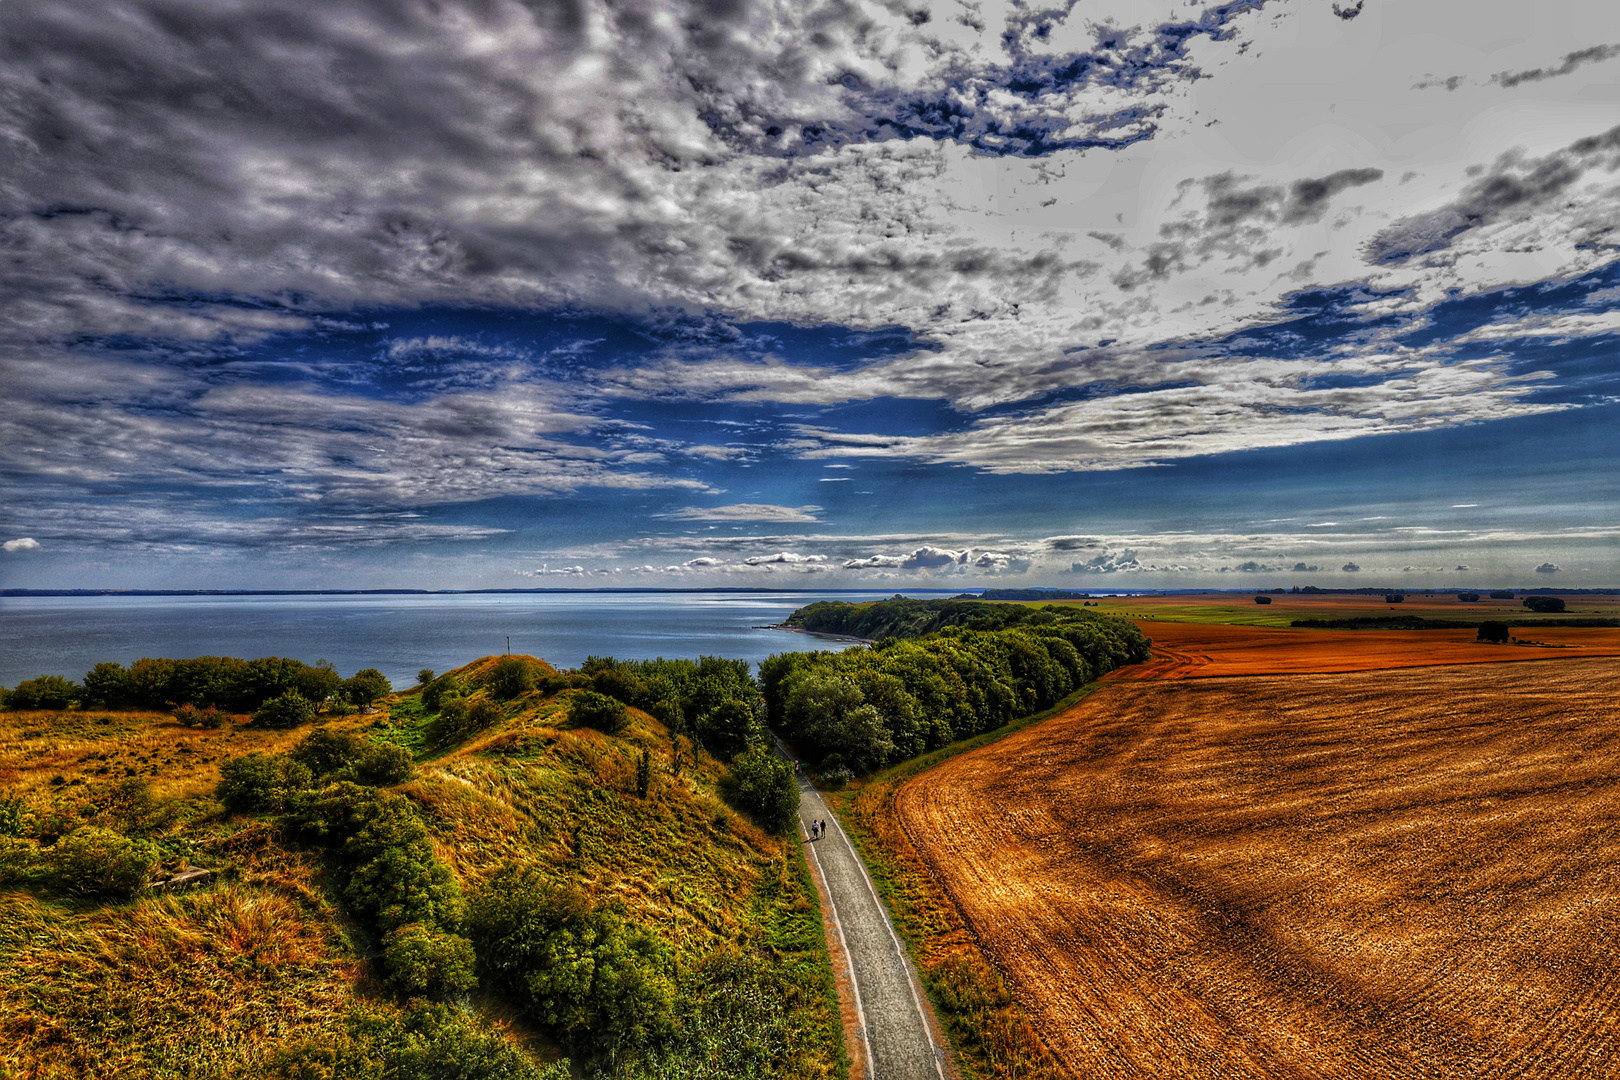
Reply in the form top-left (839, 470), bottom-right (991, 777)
top-left (216, 753), bottom-right (315, 813)
top-left (289, 727), bottom-right (414, 786)
top-left (1477, 621), bottom-right (1511, 644)
top-left (424, 694), bottom-right (501, 749)
top-left (591, 667), bottom-right (647, 708)
top-left (253, 690), bottom-right (316, 728)
top-left (422, 674), bottom-right (460, 711)
top-left (80, 662), bottom-right (133, 707)
top-left (488, 656), bottom-right (535, 700)
top-left (648, 697), bottom-right (683, 733)
top-left (1385, 594), bottom-right (1405, 604)
top-left (174, 702), bottom-right (227, 728)
top-left (345, 668), bottom-right (393, 707)
top-left (40, 826), bottom-right (155, 900)
top-left (1253, 595), bottom-right (1272, 605)
top-left (636, 748), bottom-right (652, 799)
top-left (541, 673), bottom-right (592, 695)
top-left (295, 660), bottom-right (345, 707)
top-left (470, 867), bottom-right (676, 1056)
top-left (568, 691), bottom-right (628, 735)
top-left (5, 674), bottom-right (80, 710)
top-left (382, 922), bottom-right (478, 996)
top-left (718, 747), bottom-right (798, 834)
top-left (1458, 592), bottom-right (1481, 603)
top-left (694, 698), bottom-right (760, 761)
top-left (1523, 596), bottom-right (1566, 613)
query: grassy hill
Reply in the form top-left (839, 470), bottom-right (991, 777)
top-left (0, 654), bottom-right (842, 1080)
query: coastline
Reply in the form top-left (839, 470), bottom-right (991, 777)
top-left (761, 624), bottom-right (877, 646)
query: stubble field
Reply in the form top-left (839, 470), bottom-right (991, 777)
top-left (898, 657), bottom-right (1620, 1079)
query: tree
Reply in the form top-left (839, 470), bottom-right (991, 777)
top-left (470, 867), bottom-right (676, 1056)
top-left (4, 674), bottom-right (79, 710)
top-left (636, 748), bottom-right (652, 799)
top-left (80, 662), bottom-right (133, 707)
top-left (489, 656), bottom-right (534, 700)
top-left (1523, 596), bottom-right (1566, 613)
top-left (345, 669), bottom-right (392, 706)
top-left (568, 691), bottom-right (628, 735)
top-left (1477, 621), bottom-right (1511, 644)
top-left (694, 698), bottom-right (759, 761)
top-left (417, 668), bottom-right (436, 686)
top-left (253, 691), bottom-right (316, 729)
top-left (718, 747), bottom-right (798, 834)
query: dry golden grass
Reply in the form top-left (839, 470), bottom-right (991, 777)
top-left (900, 658), bottom-right (1620, 1080)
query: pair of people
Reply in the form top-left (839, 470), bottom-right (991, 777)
top-left (807, 818), bottom-right (828, 840)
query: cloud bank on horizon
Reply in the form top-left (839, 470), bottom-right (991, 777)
top-left (0, 0), bottom-right (1616, 589)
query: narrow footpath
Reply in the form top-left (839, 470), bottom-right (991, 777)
top-left (797, 774), bottom-right (948, 1080)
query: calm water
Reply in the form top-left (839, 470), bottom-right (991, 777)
top-left (0, 591), bottom-right (903, 689)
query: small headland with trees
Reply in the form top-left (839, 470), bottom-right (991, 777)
top-left (0, 651), bottom-right (840, 1080)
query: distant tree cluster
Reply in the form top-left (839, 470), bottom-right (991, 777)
top-left (1477, 622), bottom-right (1511, 644)
top-left (762, 614), bottom-right (1150, 777)
top-left (572, 655), bottom-right (765, 762)
top-left (1457, 593), bottom-right (1481, 603)
top-left (786, 596), bottom-right (1117, 640)
top-left (1253, 596), bottom-right (1272, 605)
top-left (1, 655), bottom-right (391, 720)
top-left (1490, 590), bottom-right (1515, 599)
top-left (1522, 596), bottom-right (1567, 613)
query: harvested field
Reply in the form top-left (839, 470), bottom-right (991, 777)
top-left (1111, 620), bottom-right (1620, 679)
top-left (899, 658), bottom-right (1620, 1080)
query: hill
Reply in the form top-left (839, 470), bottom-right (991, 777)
top-left (0, 654), bottom-right (842, 1080)
top-left (783, 595), bottom-right (1119, 641)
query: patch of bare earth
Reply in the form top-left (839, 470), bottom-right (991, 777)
top-left (898, 659), bottom-right (1620, 1079)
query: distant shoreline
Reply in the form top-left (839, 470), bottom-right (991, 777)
top-left (760, 624), bottom-right (876, 646)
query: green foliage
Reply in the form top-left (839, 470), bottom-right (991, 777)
top-left (417, 668), bottom-right (436, 686)
top-left (764, 608), bottom-right (1149, 774)
top-left (694, 698), bottom-right (760, 761)
top-left (5, 674), bottom-right (80, 710)
top-left (424, 694), bottom-right (502, 749)
top-left (216, 752), bottom-right (316, 813)
top-left (382, 923), bottom-right (478, 996)
top-left (470, 866), bottom-right (677, 1058)
top-left (568, 690), bottom-right (628, 735)
top-left (591, 666), bottom-right (648, 707)
top-left (254, 690), bottom-right (317, 729)
top-left (289, 727), bottom-right (414, 786)
top-left (343, 668), bottom-right (392, 706)
top-left (786, 596), bottom-right (1095, 640)
top-left (80, 661), bottom-right (133, 707)
top-left (580, 656), bottom-right (764, 758)
top-left (246, 1003), bottom-right (568, 1080)
top-left (488, 656), bottom-right (535, 700)
top-left (719, 747), bottom-right (798, 835)
top-left (39, 825), bottom-right (155, 900)
top-left (636, 748), bottom-right (652, 799)
top-left (421, 674), bottom-right (460, 712)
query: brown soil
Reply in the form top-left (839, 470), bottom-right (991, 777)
top-left (1113, 621), bottom-right (1620, 679)
top-left (898, 659), bottom-right (1620, 1079)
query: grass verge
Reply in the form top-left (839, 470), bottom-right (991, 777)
top-left (821, 685), bottom-right (1106, 1080)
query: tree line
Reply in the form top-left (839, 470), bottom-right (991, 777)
top-left (764, 604), bottom-right (1151, 780)
top-left (786, 594), bottom-right (1119, 640)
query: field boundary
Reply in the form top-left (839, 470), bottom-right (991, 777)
top-left (822, 683), bottom-right (1109, 1080)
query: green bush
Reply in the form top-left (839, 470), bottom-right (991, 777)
top-left (470, 866), bottom-right (676, 1057)
top-left (245, 1003), bottom-right (568, 1080)
top-left (216, 753), bottom-right (316, 813)
top-left (424, 694), bottom-right (501, 749)
top-left (40, 826), bottom-right (155, 900)
top-left (5, 674), bottom-right (80, 710)
top-left (344, 668), bottom-right (392, 706)
top-left (591, 667), bottom-right (647, 708)
top-left (288, 727), bottom-right (413, 786)
top-left (719, 747), bottom-right (799, 834)
top-left (489, 656), bottom-right (535, 700)
top-left (568, 690), bottom-right (628, 735)
top-left (693, 697), bottom-right (760, 761)
top-left (382, 922), bottom-right (478, 996)
top-left (253, 690), bottom-right (316, 729)
top-left (80, 662), bottom-right (133, 707)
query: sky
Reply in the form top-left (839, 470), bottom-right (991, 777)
top-left (1, 0), bottom-right (1616, 591)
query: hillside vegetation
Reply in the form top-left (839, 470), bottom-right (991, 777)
top-left (0, 653), bottom-right (841, 1080)
top-left (785, 595), bottom-right (1117, 640)
top-left (766, 601), bottom-right (1150, 780)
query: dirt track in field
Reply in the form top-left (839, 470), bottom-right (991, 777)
top-left (1108, 621), bottom-right (1620, 680)
top-left (899, 658), bottom-right (1620, 1079)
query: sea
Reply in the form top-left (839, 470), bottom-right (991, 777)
top-left (0, 590), bottom-right (916, 690)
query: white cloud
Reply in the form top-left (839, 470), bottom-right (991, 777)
top-left (3, 537), bottom-right (40, 553)
top-left (843, 545), bottom-right (969, 571)
top-left (743, 552), bottom-right (827, 566)
top-left (660, 504), bottom-right (823, 523)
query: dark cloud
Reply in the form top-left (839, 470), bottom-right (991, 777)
top-left (1367, 125), bottom-right (1620, 264)
top-left (1291, 562), bottom-right (1320, 572)
top-left (1496, 44), bottom-right (1620, 89)
top-left (1116, 167), bottom-right (1382, 288)
top-left (1341, 561), bottom-right (1360, 572)
top-left (1070, 549), bottom-right (1140, 574)
top-left (1331, 1), bottom-right (1364, 19)
top-left (1534, 561), bottom-right (1560, 574)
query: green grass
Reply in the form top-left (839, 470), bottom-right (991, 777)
top-left (0, 654), bottom-right (846, 1080)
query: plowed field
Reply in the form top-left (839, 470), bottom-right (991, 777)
top-left (1109, 621), bottom-right (1620, 679)
top-left (899, 659), bottom-right (1620, 1079)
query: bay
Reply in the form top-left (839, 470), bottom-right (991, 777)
top-left (0, 591), bottom-right (906, 689)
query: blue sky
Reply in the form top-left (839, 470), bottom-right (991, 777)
top-left (1, 0), bottom-right (1616, 589)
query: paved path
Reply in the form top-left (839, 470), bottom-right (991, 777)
top-left (798, 775), bottom-right (948, 1080)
